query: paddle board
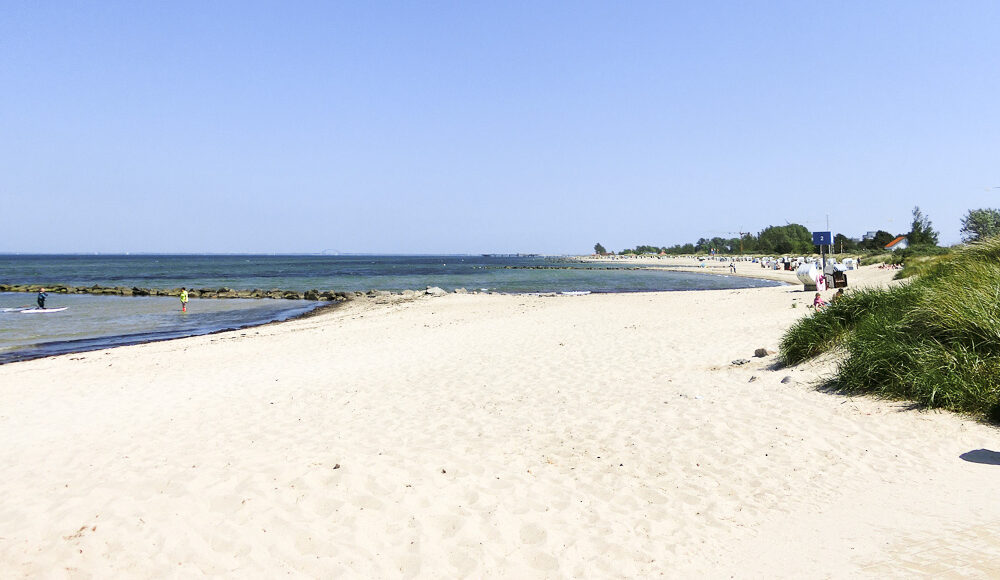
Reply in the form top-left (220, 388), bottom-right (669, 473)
top-left (19, 307), bottom-right (68, 314)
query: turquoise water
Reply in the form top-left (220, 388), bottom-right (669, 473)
top-left (0, 254), bottom-right (780, 363)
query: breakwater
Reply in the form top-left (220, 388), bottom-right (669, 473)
top-left (0, 283), bottom-right (353, 302)
top-left (0, 283), bottom-right (478, 302)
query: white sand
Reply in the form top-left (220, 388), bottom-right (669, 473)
top-left (1, 264), bottom-right (998, 577)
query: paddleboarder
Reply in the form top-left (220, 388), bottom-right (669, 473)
top-left (180, 288), bottom-right (189, 312)
top-left (37, 288), bottom-right (47, 309)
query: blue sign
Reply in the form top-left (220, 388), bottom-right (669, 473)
top-left (812, 231), bottom-right (832, 245)
top-left (813, 232), bottom-right (833, 246)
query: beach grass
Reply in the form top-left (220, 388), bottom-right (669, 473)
top-left (860, 252), bottom-right (895, 266)
top-left (894, 255), bottom-right (945, 279)
top-left (779, 287), bottom-right (898, 364)
top-left (780, 237), bottom-right (1000, 420)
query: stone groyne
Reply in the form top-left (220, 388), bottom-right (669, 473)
top-left (0, 284), bottom-right (473, 302)
top-left (0, 284), bottom-right (352, 302)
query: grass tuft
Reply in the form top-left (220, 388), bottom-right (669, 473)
top-left (779, 236), bottom-right (1000, 420)
top-left (779, 287), bottom-right (907, 366)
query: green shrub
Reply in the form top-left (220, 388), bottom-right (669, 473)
top-left (896, 244), bottom-right (951, 258)
top-left (779, 237), bottom-right (1000, 420)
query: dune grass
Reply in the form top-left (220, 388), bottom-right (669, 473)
top-left (779, 287), bottom-right (900, 364)
top-left (894, 255), bottom-right (943, 279)
top-left (860, 252), bottom-right (895, 266)
top-left (780, 237), bottom-right (1000, 421)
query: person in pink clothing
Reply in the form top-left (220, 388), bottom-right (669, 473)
top-left (813, 292), bottom-right (828, 309)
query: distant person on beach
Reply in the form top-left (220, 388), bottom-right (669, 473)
top-left (180, 288), bottom-right (189, 312)
top-left (813, 292), bottom-right (828, 309)
top-left (832, 288), bottom-right (845, 303)
top-left (730, 262), bottom-right (736, 274)
top-left (37, 288), bottom-right (47, 309)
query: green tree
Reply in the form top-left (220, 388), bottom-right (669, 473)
top-left (874, 230), bottom-right (897, 250)
top-left (908, 206), bottom-right (939, 246)
top-left (876, 231), bottom-right (898, 248)
top-left (960, 208), bottom-right (1000, 242)
top-left (757, 224), bottom-right (813, 254)
top-left (594, 242), bottom-right (607, 255)
top-left (620, 244), bottom-right (664, 255)
top-left (833, 233), bottom-right (857, 253)
top-left (858, 230), bottom-right (896, 250)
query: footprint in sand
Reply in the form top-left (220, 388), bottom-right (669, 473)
top-left (519, 523), bottom-right (547, 545)
top-left (636, 487), bottom-right (667, 505)
top-left (395, 554), bottom-right (421, 576)
top-left (352, 494), bottom-right (384, 510)
top-left (528, 550), bottom-right (560, 571)
top-left (430, 514), bottom-right (465, 539)
top-left (448, 550), bottom-right (479, 575)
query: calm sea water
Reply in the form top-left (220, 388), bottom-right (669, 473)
top-left (0, 293), bottom-right (316, 363)
top-left (0, 254), bottom-right (780, 363)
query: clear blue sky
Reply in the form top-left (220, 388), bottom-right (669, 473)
top-left (2, 1), bottom-right (997, 254)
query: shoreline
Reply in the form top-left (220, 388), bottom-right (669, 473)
top-left (0, 268), bottom-right (785, 365)
top-left (0, 260), bottom-right (788, 300)
top-left (579, 254), bottom-right (826, 284)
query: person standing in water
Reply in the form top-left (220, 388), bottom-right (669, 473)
top-left (37, 288), bottom-right (48, 309)
top-left (180, 288), bottom-right (189, 312)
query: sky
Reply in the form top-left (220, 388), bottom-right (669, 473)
top-left (1, 1), bottom-right (998, 254)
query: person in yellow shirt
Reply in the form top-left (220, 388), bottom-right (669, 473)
top-left (180, 288), bottom-right (189, 312)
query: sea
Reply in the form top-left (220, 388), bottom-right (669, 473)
top-left (0, 254), bottom-right (780, 363)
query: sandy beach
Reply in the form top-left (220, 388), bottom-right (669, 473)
top-left (1, 264), bottom-right (998, 577)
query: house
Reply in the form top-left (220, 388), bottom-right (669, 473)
top-left (885, 235), bottom-right (909, 251)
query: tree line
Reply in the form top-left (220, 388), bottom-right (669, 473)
top-left (594, 206), bottom-right (1000, 256)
